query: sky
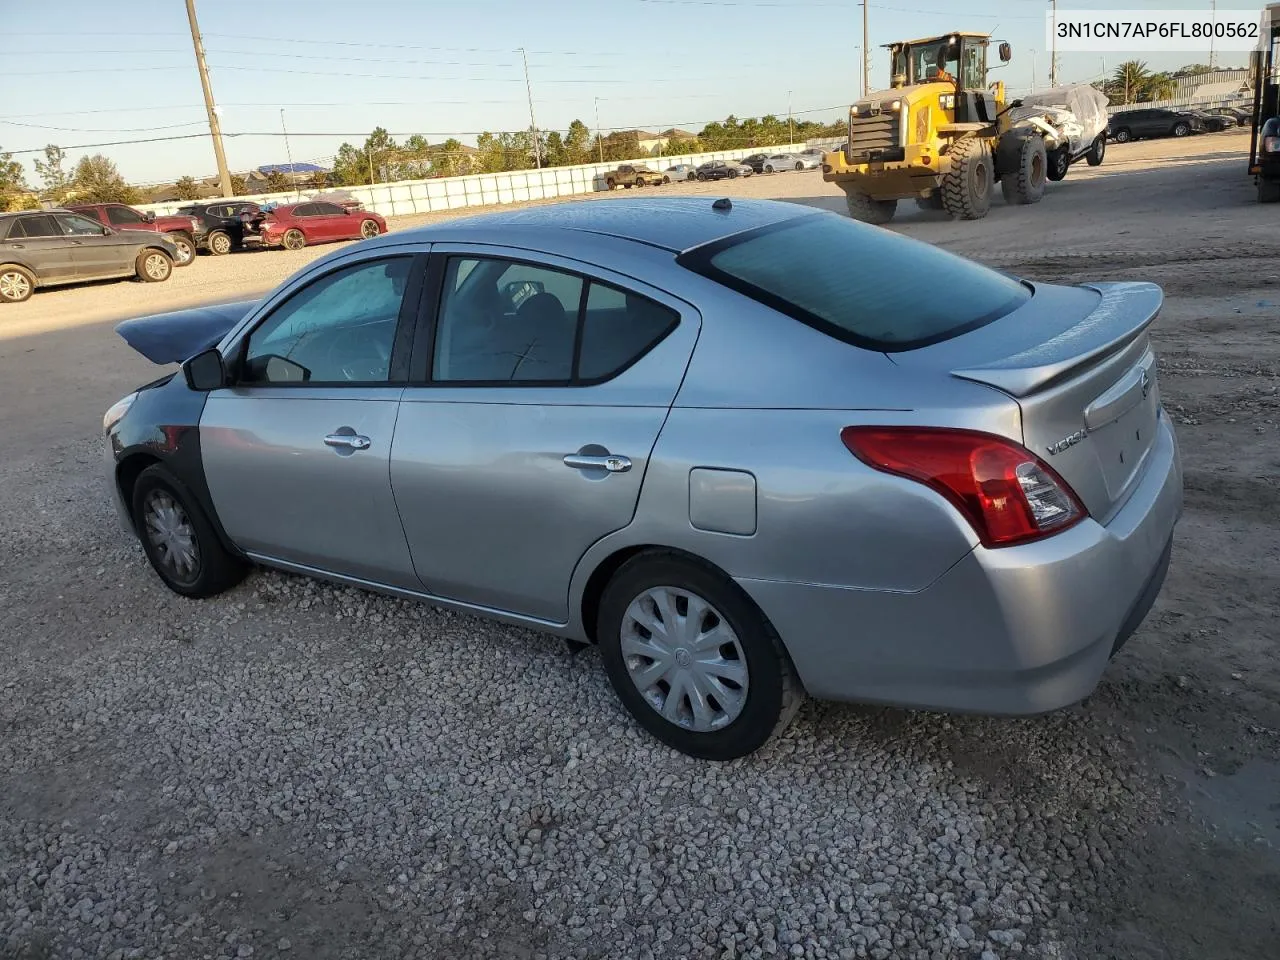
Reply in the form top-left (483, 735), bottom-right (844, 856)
top-left (0, 0), bottom-right (1253, 186)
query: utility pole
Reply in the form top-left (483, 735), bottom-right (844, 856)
top-left (1049, 0), bottom-right (1059, 87)
top-left (594, 98), bottom-right (604, 163)
top-left (184, 0), bottom-right (233, 198)
top-left (788, 89), bottom-right (794, 146)
top-left (280, 109), bottom-right (299, 199)
top-left (1208, 0), bottom-right (1217, 69)
top-left (519, 47), bottom-right (542, 168)
top-left (861, 1), bottom-right (870, 99)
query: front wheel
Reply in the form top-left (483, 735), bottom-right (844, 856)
top-left (940, 136), bottom-right (994, 220)
top-left (282, 228), bottom-right (306, 251)
top-left (1086, 134), bottom-right (1106, 166)
top-left (728, 169), bottom-right (738, 178)
top-left (597, 553), bottom-right (804, 760)
top-left (168, 233), bottom-right (195, 266)
top-left (1113, 128), bottom-right (1132, 144)
top-left (764, 165), bottom-right (774, 173)
top-left (0, 265), bottom-right (35, 303)
top-left (795, 161), bottom-right (804, 171)
top-left (135, 249), bottom-right (173, 283)
top-left (1045, 144), bottom-right (1069, 182)
top-left (845, 190), bottom-right (897, 224)
top-left (1173, 122), bottom-right (1190, 137)
top-left (605, 178), bottom-right (617, 190)
top-left (662, 175), bottom-right (671, 184)
top-left (206, 230), bottom-right (232, 256)
top-left (131, 464), bottom-right (247, 598)
top-left (360, 219), bottom-right (380, 239)
top-left (1259, 178), bottom-right (1280, 203)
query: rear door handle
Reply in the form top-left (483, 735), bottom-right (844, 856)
top-left (324, 433), bottom-right (371, 450)
top-left (563, 453), bottom-right (631, 473)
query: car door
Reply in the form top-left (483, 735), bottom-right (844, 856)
top-left (199, 251), bottom-right (429, 586)
top-left (311, 201), bottom-right (351, 241)
top-left (2, 214), bottom-right (77, 282)
top-left (55, 212), bottom-right (139, 278)
top-left (390, 246), bottom-right (701, 622)
top-left (105, 204), bottom-right (154, 233)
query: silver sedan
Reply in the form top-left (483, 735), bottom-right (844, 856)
top-left (104, 197), bottom-right (1182, 760)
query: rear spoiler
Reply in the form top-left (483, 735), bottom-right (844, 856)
top-left (115, 299), bottom-right (260, 365)
top-left (950, 281), bottom-right (1162, 397)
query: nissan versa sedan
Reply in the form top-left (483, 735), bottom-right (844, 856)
top-left (104, 197), bottom-right (1182, 760)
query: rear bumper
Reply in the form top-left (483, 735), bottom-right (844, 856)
top-left (738, 412), bottom-right (1183, 715)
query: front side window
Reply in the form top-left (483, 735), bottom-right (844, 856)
top-left (960, 42), bottom-right (985, 90)
top-left (683, 213), bottom-right (1031, 351)
top-left (55, 213), bottom-right (105, 236)
top-left (240, 257), bottom-right (412, 384)
top-left (107, 206), bottom-right (145, 226)
top-left (313, 202), bottom-right (344, 216)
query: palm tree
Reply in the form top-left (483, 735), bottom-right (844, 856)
top-left (1112, 60), bottom-right (1152, 105)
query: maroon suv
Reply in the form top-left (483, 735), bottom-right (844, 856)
top-left (65, 203), bottom-right (202, 267)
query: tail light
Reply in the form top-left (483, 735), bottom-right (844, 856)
top-left (840, 426), bottom-right (1086, 548)
top-left (188, 217), bottom-right (200, 231)
top-left (1264, 136), bottom-right (1280, 153)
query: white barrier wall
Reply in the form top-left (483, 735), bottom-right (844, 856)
top-left (135, 144), bottom-right (815, 219)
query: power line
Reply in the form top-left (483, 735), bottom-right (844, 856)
top-left (0, 119), bottom-right (207, 133)
top-left (205, 48), bottom-right (518, 68)
top-left (206, 63), bottom-right (712, 84)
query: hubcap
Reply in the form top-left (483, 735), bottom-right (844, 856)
top-left (174, 240), bottom-right (193, 263)
top-left (145, 254), bottom-right (169, 279)
top-left (0, 271), bottom-right (30, 300)
top-left (143, 490), bottom-right (200, 582)
top-left (212, 235), bottom-right (230, 254)
top-left (361, 221), bottom-right (379, 238)
top-left (620, 586), bottom-right (749, 732)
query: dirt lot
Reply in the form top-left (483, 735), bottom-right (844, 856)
top-left (2, 129), bottom-right (1278, 960)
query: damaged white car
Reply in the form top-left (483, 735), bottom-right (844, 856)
top-left (1008, 84), bottom-right (1111, 181)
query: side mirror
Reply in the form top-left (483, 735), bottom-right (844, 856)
top-left (143, 211), bottom-right (156, 223)
top-left (183, 347), bottom-right (226, 391)
top-left (101, 225), bottom-right (112, 235)
top-left (999, 42), bottom-right (1012, 62)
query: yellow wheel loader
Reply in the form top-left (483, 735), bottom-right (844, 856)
top-left (822, 32), bottom-right (1047, 224)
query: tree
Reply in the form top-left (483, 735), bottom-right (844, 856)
top-left (430, 138), bottom-right (471, 177)
top-left (229, 174), bottom-right (248, 195)
top-left (1143, 72), bottom-right (1177, 102)
top-left (564, 119), bottom-right (592, 164)
top-left (73, 154), bottom-right (139, 203)
top-left (0, 144), bottom-right (30, 211)
top-left (1110, 60), bottom-right (1151, 105)
top-left (173, 175), bottom-right (202, 200)
top-left (34, 144), bottom-right (72, 202)
top-left (264, 170), bottom-right (289, 192)
top-left (544, 131), bottom-right (567, 166)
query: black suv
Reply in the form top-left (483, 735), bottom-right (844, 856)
top-left (1107, 108), bottom-right (1205, 143)
top-left (173, 201), bottom-right (263, 255)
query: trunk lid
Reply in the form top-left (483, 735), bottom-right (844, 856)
top-left (892, 280), bottom-right (1165, 523)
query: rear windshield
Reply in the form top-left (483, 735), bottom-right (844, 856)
top-left (681, 213), bottom-right (1031, 350)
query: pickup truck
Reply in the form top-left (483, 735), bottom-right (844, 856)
top-left (604, 164), bottom-right (668, 189)
top-left (65, 203), bottom-right (202, 267)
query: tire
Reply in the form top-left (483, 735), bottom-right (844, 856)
top-left (1173, 122), bottom-right (1190, 137)
top-left (1045, 145), bottom-right (1069, 182)
top-left (605, 178), bottom-right (616, 189)
top-left (795, 161), bottom-right (804, 170)
top-left (359, 219), bottom-right (380, 239)
top-left (135, 248), bottom-right (173, 283)
top-left (914, 192), bottom-right (945, 211)
top-left (596, 552), bottom-right (804, 760)
top-left (1259, 178), bottom-right (1280, 203)
top-left (940, 136), bottom-right (994, 220)
top-left (207, 230), bottom-right (232, 256)
top-left (1113, 128), bottom-right (1132, 144)
top-left (663, 175), bottom-right (671, 184)
top-left (131, 464), bottom-right (247, 599)
top-left (728, 169), bottom-right (738, 178)
top-left (998, 135), bottom-right (1048, 204)
top-left (168, 233), bottom-right (195, 266)
top-left (695, 172), bottom-right (704, 181)
top-left (0, 265), bottom-right (35, 303)
top-left (1086, 134), bottom-right (1106, 166)
top-left (282, 228), bottom-right (306, 251)
top-left (764, 165), bottom-right (775, 173)
top-left (845, 190), bottom-right (897, 224)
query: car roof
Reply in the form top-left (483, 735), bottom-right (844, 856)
top-left (420, 197), bottom-right (816, 253)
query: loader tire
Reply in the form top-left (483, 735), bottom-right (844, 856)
top-left (1259, 178), bottom-right (1280, 203)
top-left (915, 192), bottom-right (945, 211)
top-left (941, 136), bottom-right (993, 220)
top-left (998, 134), bottom-right (1047, 206)
top-left (844, 191), bottom-right (897, 225)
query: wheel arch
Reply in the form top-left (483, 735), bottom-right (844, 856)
top-left (115, 452), bottom-right (164, 529)
top-left (0, 262), bottom-right (38, 288)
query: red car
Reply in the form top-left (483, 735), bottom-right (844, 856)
top-left (256, 201), bottom-right (386, 251)
top-left (66, 203), bottom-right (202, 266)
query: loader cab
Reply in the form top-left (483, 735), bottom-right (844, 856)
top-left (888, 33), bottom-right (1009, 125)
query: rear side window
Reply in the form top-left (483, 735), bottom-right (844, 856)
top-left (680, 213), bottom-right (1031, 351)
top-left (8, 216), bottom-right (61, 239)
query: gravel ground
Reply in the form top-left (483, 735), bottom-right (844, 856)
top-left (2, 130), bottom-right (1278, 960)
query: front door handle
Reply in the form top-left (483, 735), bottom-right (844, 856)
top-left (324, 433), bottom-right (371, 450)
top-left (563, 453), bottom-right (631, 473)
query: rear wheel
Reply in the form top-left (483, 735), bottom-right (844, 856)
top-left (359, 219), bottom-right (380, 239)
top-left (0, 265), bottom-right (34, 303)
top-left (1113, 128), bottom-right (1132, 144)
top-left (795, 161), bottom-right (804, 170)
top-left (845, 190), bottom-right (897, 224)
top-left (940, 136), bottom-right (994, 220)
top-left (135, 249), bottom-right (173, 283)
top-left (728, 169), bottom-right (738, 178)
top-left (206, 230), bottom-right (232, 256)
top-left (1046, 144), bottom-right (1070, 182)
top-left (764, 164), bottom-right (775, 173)
top-left (132, 464), bottom-right (247, 598)
top-left (998, 134), bottom-right (1048, 204)
top-left (597, 552), bottom-right (804, 760)
top-left (1086, 134), bottom-right (1106, 166)
top-left (168, 233), bottom-right (195, 266)
top-left (663, 175), bottom-right (671, 184)
top-left (1173, 122), bottom-right (1190, 137)
top-left (282, 228), bottom-right (306, 251)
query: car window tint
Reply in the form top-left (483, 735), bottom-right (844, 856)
top-left (240, 257), bottom-right (412, 385)
top-left (107, 206), bottom-right (145, 226)
top-left (292, 204), bottom-right (316, 217)
top-left (579, 282), bottom-right (678, 381)
top-left (690, 213), bottom-right (1031, 350)
top-left (313, 202), bottom-right (344, 215)
top-left (55, 213), bottom-right (105, 236)
top-left (10, 216), bottom-right (60, 239)
top-left (433, 257), bottom-right (582, 382)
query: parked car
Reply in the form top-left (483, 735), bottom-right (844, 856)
top-left (1203, 106), bottom-right (1251, 127)
top-left (695, 160), bottom-right (753, 181)
top-left (66, 202), bottom-right (201, 267)
top-left (307, 189), bottom-right (365, 212)
top-left (604, 164), bottom-right (667, 189)
top-left (105, 197), bottom-right (1182, 759)
top-left (174, 201), bottom-right (263, 255)
top-left (1107, 108), bottom-right (1205, 142)
top-left (762, 153), bottom-right (817, 172)
top-left (663, 163), bottom-right (698, 182)
top-left (256, 201), bottom-right (386, 250)
top-left (0, 209), bottom-right (177, 303)
top-left (741, 153), bottom-right (772, 173)
top-left (1186, 110), bottom-right (1234, 133)
top-left (1256, 115), bottom-right (1280, 202)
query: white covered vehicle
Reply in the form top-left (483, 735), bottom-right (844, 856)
top-left (1008, 84), bottom-right (1110, 181)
